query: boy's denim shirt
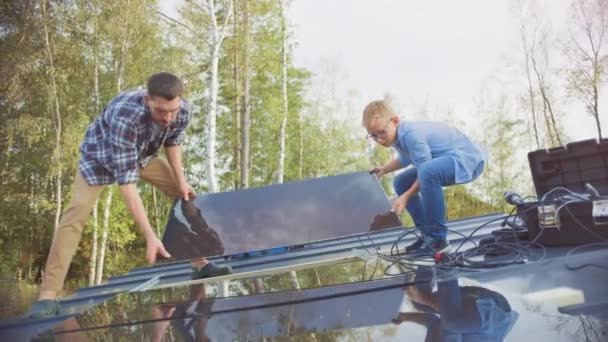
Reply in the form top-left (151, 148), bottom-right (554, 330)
top-left (392, 120), bottom-right (488, 184)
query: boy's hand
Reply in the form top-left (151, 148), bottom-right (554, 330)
top-left (391, 194), bottom-right (409, 214)
top-left (370, 166), bottom-right (386, 177)
top-left (146, 237), bottom-right (172, 264)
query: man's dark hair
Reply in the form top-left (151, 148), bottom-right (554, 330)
top-left (146, 72), bottom-right (184, 100)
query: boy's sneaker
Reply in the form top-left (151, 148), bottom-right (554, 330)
top-left (404, 238), bottom-right (426, 254)
top-left (22, 299), bottom-right (61, 319)
top-left (410, 239), bottom-right (452, 256)
top-left (191, 261), bottom-right (233, 280)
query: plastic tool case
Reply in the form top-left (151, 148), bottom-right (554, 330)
top-left (522, 139), bottom-right (608, 245)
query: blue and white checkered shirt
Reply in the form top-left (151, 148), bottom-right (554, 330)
top-left (79, 89), bottom-right (191, 185)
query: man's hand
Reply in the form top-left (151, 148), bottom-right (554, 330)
top-left (146, 237), bottom-right (172, 265)
top-left (178, 180), bottom-right (196, 201)
top-left (370, 166), bottom-right (386, 177)
top-left (391, 194), bottom-right (409, 215)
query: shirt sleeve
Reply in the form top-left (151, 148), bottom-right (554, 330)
top-left (164, 101), bottom-right (191, 146)
top-left (404, 131), bottom-right (432, 167)
top-left (397, 153), bottom-right (412, 168)
top-left (110, 117), bottom-right (139, 185)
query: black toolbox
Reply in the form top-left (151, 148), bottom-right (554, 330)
top-left (522, 139), bottom-right (608, 246)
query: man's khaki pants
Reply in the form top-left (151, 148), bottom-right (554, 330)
top-left (40, 158), bottom-right (180, 293)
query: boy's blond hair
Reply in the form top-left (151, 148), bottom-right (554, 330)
top-left (362, 100), bottom-right (394, 127)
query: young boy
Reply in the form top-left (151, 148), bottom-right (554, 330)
top-left (364, 100), bottom-right (487, 255)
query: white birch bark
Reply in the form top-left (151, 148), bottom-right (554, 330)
top-left (277, 0), bottom-right (289, 184)
top-left (206, 0), bottom-right (233, 192)
top-left (96, 189), bottom-right (113, 284)
top-left (240, 1), bottom-right (250, 188)
top-left (88, 24), bottom-right (102, 285)
top-left (96, 10), bottom-right (128, 284)
top-left (88, 200), bottom-right (99, 286)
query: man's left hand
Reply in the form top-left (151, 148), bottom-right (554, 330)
top-left (146, 237), bottom-right (172, 265)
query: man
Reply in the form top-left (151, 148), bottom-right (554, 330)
top-left (28, 72), bottom-right (231, 318)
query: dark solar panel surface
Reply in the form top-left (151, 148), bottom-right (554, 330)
top-left (161, 171), bottom-right (402, 260)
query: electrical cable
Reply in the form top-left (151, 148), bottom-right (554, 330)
top-left (379, 200), bottom-right (548, 274)
top-left (564, 242), bottom-right (608, 271)
top-left (354, 185), bottom-right (607, 276)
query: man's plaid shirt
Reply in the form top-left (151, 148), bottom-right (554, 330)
top-left (79, 89), bottom-right (191, 185)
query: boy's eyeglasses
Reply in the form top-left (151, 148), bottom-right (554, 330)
top-left (366, 118), bottom-right (393, 140)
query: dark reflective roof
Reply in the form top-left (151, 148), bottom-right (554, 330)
top-left (19, 248), bottom-right (608, 341)
top-left (2, 172), bottom-right (608, 341)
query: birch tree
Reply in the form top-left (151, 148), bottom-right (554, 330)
top-left (89, 201), bottom-right (98, 285)
top-left (172, 0), bottom-right (234, 192)
top-left (276, 0), bottom-right (299, 292)
top-left (41, 0), bottom-right (63, 231)
top-left (95, 0), bottom-right (131, 284)
top-left (86, 0), bottom-right (102, 286)
top-left (277, 0), bottom-right (289, 184)
top-left (96, 189), bottom-right (112, 284)
top-left (240, 0), bottom-right (251, 189)
top-left (564, 0), bottom-right (608, 139)
top-left (515, 0), bottom-right (563, 148)
top-left (206, 0), bottom-right (234, 192)
top-left (231, 0), bottom-right (242, 189)
top-left (88, 49), bottom-right (101, 284)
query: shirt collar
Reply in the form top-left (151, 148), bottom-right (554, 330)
top-left (392, 120), bottom-right (404, 149)
top-left (143, 91), bottom-right (152, 122)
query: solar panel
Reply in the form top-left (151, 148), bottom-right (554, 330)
top-left (162, 171), bottom-right (401, 260)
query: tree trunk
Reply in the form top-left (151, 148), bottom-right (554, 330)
top-left (41, 0), bottom-right (63, 231)
top-left (89, 200), bottom-right (99, 286)
top-left (531, 55), bottom-right (562, 146)
top-left (232, 0), bottom-right (241, 189)
top-left (240, 2), bottom-right (250, 188)
top-left (152, 187), bottom-right (161, 236)
top-left (96, 22), bottom-right (127, 284)
top-left (298, 110), bottom-right (303, 179)
top-left (566, 0), bottom-right (606, 140)
top-left (96, 188), bottom-right (113, 285)
top-left (522, 36), bottom-right (541, 148)
top-left (593, 83), bottom-right (602, 139)
top-left (253, 278), bottom-right (266, 293)
top-left (115, 1), bottom-right (129, 94)
top-left (288, 270), bottom-right (300, 290)
top-left (205, 0), bottom-right (233, 192)
top-left (89, 30), bottom-right (101, 286)
top-left (277, 0), bottom-right (289, 184)
top-left (207, 42), bottom-right (220, 193)
top-left (313, 268), bottom-right (322, 286)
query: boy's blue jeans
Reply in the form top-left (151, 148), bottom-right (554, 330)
top-left (393, 156), bottom-right (458, 241)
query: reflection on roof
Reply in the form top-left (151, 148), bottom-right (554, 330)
top-left (1, 172), bottom-right (607, 341)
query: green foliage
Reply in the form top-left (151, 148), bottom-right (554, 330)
top-left (476, 96), bottom-right (530, 213)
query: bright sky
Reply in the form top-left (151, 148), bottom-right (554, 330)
top-left (161, 0), bottom-right (608, 143)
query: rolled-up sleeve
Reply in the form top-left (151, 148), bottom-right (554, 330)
top-left (110, 118), bottom-right (139, 184)
top-left (164, 102), bottom-right (191, 146)
top-left (405, 132), bottom-right (431, 167)
top-left (397, 153), bottom-right (412, 168)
